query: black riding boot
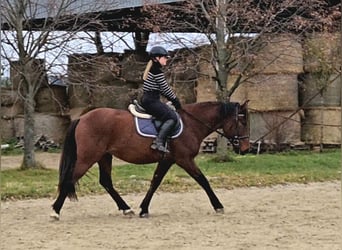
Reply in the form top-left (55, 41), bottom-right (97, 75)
top-left (151, 119), bottom-right (176, 153)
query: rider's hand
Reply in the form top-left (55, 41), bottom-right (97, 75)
top-left (172, 98), bottom-right (182, 110)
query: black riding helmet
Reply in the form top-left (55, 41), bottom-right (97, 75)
top-left (149, 46), bottom-right (169, 58)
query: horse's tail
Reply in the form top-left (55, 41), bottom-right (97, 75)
top-left (58, 119), bottom-right (80, 200)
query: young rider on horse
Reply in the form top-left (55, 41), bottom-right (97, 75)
top-left (141, 46), bottom-right (182, 153)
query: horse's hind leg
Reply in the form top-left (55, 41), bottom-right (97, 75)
top-left (139, 159), bottom-right (173, 218)
top-left (51, 187), bottom-right (69, 220)
top-left (51, 163), bottom-right (88, 220)
top-left (98, 153), bottom-right (133, 215)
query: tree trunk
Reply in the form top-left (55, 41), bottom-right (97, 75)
top-left (16, 57), bottom-right (41, 169)
top-left (215, 0), bottom-right (229, 157)
top-left (94, 31), bottom-right (104, 55)
top-left (215, 0), bottom-right (229, 102)
top-left (21, 92), bottom-right (37, 169)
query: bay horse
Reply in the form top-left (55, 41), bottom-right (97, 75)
top-left (51, 100), bottom-right (249, 220)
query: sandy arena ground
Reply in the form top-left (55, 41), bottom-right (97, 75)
top-left (1, 153), bottom-right (341, 250)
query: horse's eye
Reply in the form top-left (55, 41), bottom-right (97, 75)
top-left (238, 114), bottom-right (247, 126)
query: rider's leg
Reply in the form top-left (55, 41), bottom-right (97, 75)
top-left (141, 95), bottom-right (178, 153)
top-left (151, 119), bottom-right (176, 153)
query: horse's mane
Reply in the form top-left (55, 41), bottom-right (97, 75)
top-left (220, 102), bottom-right (239, 117)
top-left (185, 101), bottom-right (238, 119)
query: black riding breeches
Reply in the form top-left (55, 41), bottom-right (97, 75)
top-left (141, 92), bottom-right (178, 122)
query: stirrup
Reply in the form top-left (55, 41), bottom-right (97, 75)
top-left (151, 141), bottom-right (169, 153)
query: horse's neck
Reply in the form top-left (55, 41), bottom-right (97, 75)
top-left (184, 103), bottom-right (223, 138)
top-left (195, 103), bottom-right (222, 125)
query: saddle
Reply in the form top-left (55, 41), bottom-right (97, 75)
top-left (128, 100), bottom-right (183, 138)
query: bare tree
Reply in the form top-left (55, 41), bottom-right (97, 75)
top-left (137, 0), bottom-right (340, 155)
top-left (0, 0), bottom-right (110, 168)
top-left (139, 0), bottom-right (340, 100)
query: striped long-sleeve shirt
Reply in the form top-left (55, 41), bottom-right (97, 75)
top-left (143, 62), bottom-right (177, 101)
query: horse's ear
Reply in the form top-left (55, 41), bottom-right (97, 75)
top-left (241, 100), bottom-right (250, 109)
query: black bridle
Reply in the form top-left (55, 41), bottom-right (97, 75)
top-left (223, 104), bottom-right (249, 149)
top-left (226, 112), bottom-right (249, 149)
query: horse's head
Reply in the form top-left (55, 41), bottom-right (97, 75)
top-left (221, 100), bottom-right (250, 154)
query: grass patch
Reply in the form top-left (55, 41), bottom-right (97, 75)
top-left (1, 150), bottom-right (340, 200)
top-left (1, 168), bottom-right (58, 200)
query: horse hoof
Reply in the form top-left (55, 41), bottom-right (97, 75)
top-left (139, 213), bottom-right (149, 218)
top-left (123, 209), bottom-right (135, 216)
top-left (215, 208), bottom-right (224, 214)
top-left (50, 211), bottom-right (60, 221)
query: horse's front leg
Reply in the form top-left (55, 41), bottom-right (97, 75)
top-left (98, 153), bottom-right (134, 216)
top-left (178, 159), bottom-right (224, 213)
top-left (139, 159), bottom-right (173, 218)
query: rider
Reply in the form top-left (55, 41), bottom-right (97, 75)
top-left (141, 46), bottom-right (182, 153)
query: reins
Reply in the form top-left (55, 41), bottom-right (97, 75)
top-left (182, 109), bottom-right (224, 135)
top-left (181, 105), bottom-right (248, 146)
